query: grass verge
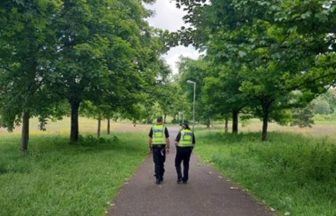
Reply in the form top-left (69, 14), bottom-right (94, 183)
top-left (0, 133), bottom-right (148, 216)
top-left (196, 131), bottom-right (336, 216)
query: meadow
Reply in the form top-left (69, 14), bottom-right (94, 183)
top-left (196, 120), bottom-right (336, 216)
top-left (1, 117), bottom-right (335, 215)
top-left (204, 117), bottom-right (336, 141)
top-left (0, 118), bottom-right (149, 216)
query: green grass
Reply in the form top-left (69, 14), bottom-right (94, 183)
top-left (0, 133), bottom-right (148, 216)
top-left (196, 132), bottom-right (336, 216)
top-left (314, 114), bottom-right (336, 124)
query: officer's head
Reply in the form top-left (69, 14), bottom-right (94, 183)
top-left (182, 121), bottom-right (190, 129)
top-left (156, 116), bottom-right (163, 124)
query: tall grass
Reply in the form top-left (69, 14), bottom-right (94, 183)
top-left (314, 113), bottom-right (336, 123)
top-left (0, 133), bottom-right (148, 216)
top-left (196, 132), bottom-right (336, 216)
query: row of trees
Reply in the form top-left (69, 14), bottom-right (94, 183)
top-left (0, 0), bottom-right (171, 152)
top-left (172, 0), bottom-right (336, 140)
top-left (2, 0), bottom-right (336, 151)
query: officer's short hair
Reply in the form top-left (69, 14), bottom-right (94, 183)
top-left (157, 116), bottom-right (163, 123)
top-left (183, 121), bottom-right (190, 129)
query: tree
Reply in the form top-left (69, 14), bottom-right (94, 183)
top-left (204, 64), bottom-right (247, 134)
top-left (151, 60), bottom-right (174, 123)
top-left (311, 89), bottom-right (336, 114)
top-left (166, 81), bottom-right (190, 124)
top-left (52, 0), bottom-right (159, 142)
top-left (0, 0), bottom-right (59, 152)
top-left (177, 57), bottom-right (214, 127)
top-left (173, 0), bottom-right (336, 141)
top-left (312, 97), bottom-right (333, 114)
top-left (81, 101), bottom-right (112, 137)
top-left (291, 105), bottom-right (315, 128)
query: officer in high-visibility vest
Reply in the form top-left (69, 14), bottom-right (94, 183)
top-left (175, 121), bottom-right (195, 184)
top-left (148, 117), bottom-right (170, 184)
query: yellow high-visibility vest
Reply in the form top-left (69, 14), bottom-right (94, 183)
top-left (152, 125), bottom-right (166, 145)
top-left (178, 129), bottom-right (193, 147)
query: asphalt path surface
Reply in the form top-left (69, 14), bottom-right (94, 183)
top-left (108, 127), bottom-right (274, 216)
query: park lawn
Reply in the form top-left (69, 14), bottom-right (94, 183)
top-left (196, 131), bottom-right (336, 216)
top-left (0, 132), bottom-right (148, 216)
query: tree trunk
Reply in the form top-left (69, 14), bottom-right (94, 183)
top-left (163, 114), bottom-right (167, 124)
top-left (21, 111), bottom-right (30, 153)
top-left (70, 100), bottom-right (80, 143)
top-left (206, 118), bottom-right (211, 128)
top-left (232, 110), bottom-right (239, 134)
top-left (262, 113), bottom-right (269, 141)
top-left (224, 116), bottom-right (229, 133)
top-left (39, 122), bottom-right (44, 131)
top-left (262, 103), bottom-right (271, 141)
top-left (107, 119), bottom-right (111, 135)
top-left (38, 117), bottom-right (47, 131)
top-left (97, 117), bottom-right (101, 138)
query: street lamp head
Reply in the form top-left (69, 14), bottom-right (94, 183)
top-left (187, 80), bottom-right (195, 84)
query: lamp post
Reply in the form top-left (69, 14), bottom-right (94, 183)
top-left (186, 80), bottom-right (196, 132)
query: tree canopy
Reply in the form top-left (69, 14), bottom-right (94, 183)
top-left (172, 0), bottom-right (336, 140)
top-left (1, 0), bottom-right (336, 152)
top-left (0, 0), bottom-right (167, 151)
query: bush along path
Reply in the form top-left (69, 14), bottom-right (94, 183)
top-left (108, 128), bottom-right (273, 216)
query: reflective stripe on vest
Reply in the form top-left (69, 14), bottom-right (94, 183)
top-left (152, 125), bottom-right (165, 145)
top-left (178, 129), bottom-right (193, 147)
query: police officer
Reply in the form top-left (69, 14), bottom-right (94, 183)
top-left (175, 122), bottom-right (195, 184)
top-left (148, 117), bottom-right (170, 184)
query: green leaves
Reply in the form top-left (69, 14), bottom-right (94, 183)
top-left (0, 0), bottom-right (60, 129)
top-left (0, 0), bottom-right (165, 144)
top-left (172, 0), bottom-right (336, 139)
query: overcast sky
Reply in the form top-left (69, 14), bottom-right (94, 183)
top-left (145, 0), bottom-right (200, 74)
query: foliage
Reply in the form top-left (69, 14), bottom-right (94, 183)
top-left (177, 57), bottom-right (214, 125)
top-left (0, 0), bottom-right (165, 147)
top-left (0, 0), bottom-right (60, 130)
top-left (172, 0), bottom-right (336, 140)
top-left (291, 105), bottom-right (315, 128)
top-left (312, 97), bottom-right (333, 114)
top-left (311, 88), bottom-right (336, 114)
top-left (51, 0), bottom-right (161, 142)
top-left (204, 64), bottom-right (246, 115)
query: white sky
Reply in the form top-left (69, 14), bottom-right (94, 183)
top-left (145, 0), bottom-right (200, 74)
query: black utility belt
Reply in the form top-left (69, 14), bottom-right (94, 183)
top-left (152, 144), bottom-right (166, 148)
top-left (176, 146), bottom-right (193, 148)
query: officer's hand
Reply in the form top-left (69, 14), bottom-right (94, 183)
top-left (166, 148), bottom-right (170, 154)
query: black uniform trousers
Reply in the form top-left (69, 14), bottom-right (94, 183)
top-left (175, 146), bottom-right (193, 181)
top-left (152, 145), bottom-right (166, 180)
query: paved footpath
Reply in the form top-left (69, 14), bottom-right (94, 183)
top-left (108, 127), bottom-right (274, 216)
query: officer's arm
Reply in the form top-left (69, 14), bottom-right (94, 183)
top-left (165, 139), bottom-right (170, 151)
top-left (175, 132), bottom-right (181, 146)
top-left (149, 138), bottom-right (152, 149)
top-left (165, 127), bottom-right (170, 149)
top-left (148, 128), bottom-right (153, 149)
top-left (192, 133), bottom-right (196, 146)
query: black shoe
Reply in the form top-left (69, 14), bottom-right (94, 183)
top-left (177, 178), bottom-right (182, 184)
top-left (156, 179), bottom-right (161, 184)
top-left (182, 180), bottom-right (188, 184)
